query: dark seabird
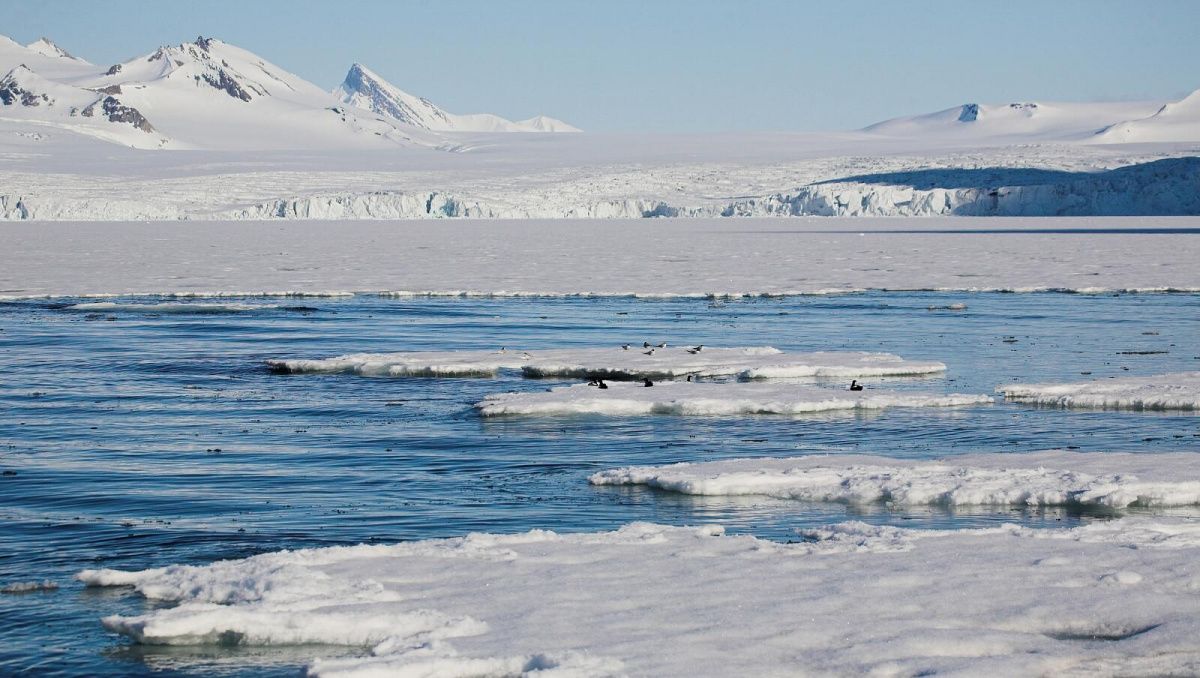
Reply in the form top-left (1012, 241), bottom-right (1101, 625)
top-left (643, 378), bottom-right (654, 387)
top-left (643, 348), bottom-right (655, 355)
top-left (849, 380), bottom-right (863, 391)
top-left (598, 380), bottom-right (609, 389)
top-left (643, 341), bottom-right (651, 348)
top-left (686, 344), bottom-right (704, 354)
top-left (622, 344), bottom-right (630, 350)
top-left (657, 342), bottom-right (667, 348)
top-left (686, 375), bottom-right (693, 382)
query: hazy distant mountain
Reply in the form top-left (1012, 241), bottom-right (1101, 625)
top-left (861, 99), bottom-right (1194, 143)
top-left (1094, 89), bottom-right (1200, 143)
top-left (334, 62), bottom-right (580, 133)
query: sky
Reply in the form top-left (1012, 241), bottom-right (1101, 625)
top-left (3, 0), bottom-right (1198, 133)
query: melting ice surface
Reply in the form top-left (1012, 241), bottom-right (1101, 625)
top-left (0, 291), bottom-right (1199, 676)
top-left (1000, 371), bottom-right (1200, 410)
top-left (590, 451), bottom-right (1200, 507)
top-left (477, 381), bottom-right (990, 416)
top-left (268, 347), bottom-right (947, 380)
top-left (77, 518), bottom-right (1200, 676)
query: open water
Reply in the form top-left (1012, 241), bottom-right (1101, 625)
top-left (1, 291), bottom-right (1198, 675)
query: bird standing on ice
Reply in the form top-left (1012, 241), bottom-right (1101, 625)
top-left (849, 380), bottom-right (863, 391)
top-left (643, 378), bottom-right (654, 387)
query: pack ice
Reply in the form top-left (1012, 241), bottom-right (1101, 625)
top-left (477, 381), bottom-right (990, 416)
top-left (78, 517), bottom-right (1200, 676)
top-left (1000, 372), bottom-right (1200, 410)
top-left (267, 347), bottom-right (947, 380)
top-left (590, 451), bottom-right (1200, 508)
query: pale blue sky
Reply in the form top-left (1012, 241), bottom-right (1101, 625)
top-left (4, 0), bottom-right (1198, 132)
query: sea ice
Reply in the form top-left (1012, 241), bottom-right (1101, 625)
top-left (589, 451), bottom-right (1200, 508)
top-left (477, 381), bottom-right (988, 416)
top-left (3, 218), bottom-right (1198, 299)
top-left (267, 347), bottom-right (947, 381)
top-left (79, 517), bottom-right (1200, 676)
top-left (999, 372), bottom-right (1200, 410)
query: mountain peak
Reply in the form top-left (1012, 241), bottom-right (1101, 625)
top-left (336, 63), bottom-right (452, 130)
top-left (336, 62), bottom-right (578, 133)
top-left (26, 36), bottom-right (84, 62)
top-left (194, 36), bottom-right (220, 52)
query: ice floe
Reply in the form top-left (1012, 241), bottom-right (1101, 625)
top-left (1000, 372), bottom-right (1200, 410)
top-left (477, 381), bottom-right (988, 416)
top-left (268, 347), bottom-right (947, 380)
top-left (68, 301), bottom-right (277, 313)
top-left (590, 451), bottom-right (1200, 508)
top-left (79, 517), bottom-right (1200, 676)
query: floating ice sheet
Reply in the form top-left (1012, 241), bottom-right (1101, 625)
top-left (590, 451), bottom-right (1200, 508)
top-left (68, 301), bottom-right (277, 313)
top-left (999, 372), bottom-right (1200, 410)
top-left (267, 347), bottom-right (947, 380)
top-left (477, 381), bottom-right (988, 416)
top-left (79, 517), bottom-right (1200, 676)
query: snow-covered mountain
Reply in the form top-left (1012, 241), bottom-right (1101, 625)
top-left (334, 62), bottom-right (579, 133)
top-left (863, 100), bottom-right (1168, 143)
top-left (1094, 89), bottom-right (1200, 143)
top-left (0, 34), bottom-right (442, 150)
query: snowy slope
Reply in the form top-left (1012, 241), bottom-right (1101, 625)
top-left (1094, 89), bottom-right (1200, 143)
top-left (864, 100), bottom-right (1165, 142)
top-left (334, 62), bottom-right (579, 133)
top-left (0, 64), bottom-right (166, 148)
top-left (0, 34), bottom-right (95, 80)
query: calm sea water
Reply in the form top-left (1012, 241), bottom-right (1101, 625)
top-left (1, 292), bottom-right (1198, 676)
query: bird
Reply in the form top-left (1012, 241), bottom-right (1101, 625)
top-left (598, 380), bottom-right (609, 389)
top-left (686, 375), bottom-right (693, 382)
top-left (643, 348), bottom-right (655, 356)
top-left (643, 341), bottom-right (651, 348)
top-left (587, 377), bottom-right (598, 386)
top-left (622, 344), bottom-right (630, 350)
top-left (643, 378), bottom-right (654, 387)
top-left (849, 380), bottom-right (863, 391)
top-left (657, 342), bottom-right (667, 348)
top-left (686, 345), bottom-right (704, 354)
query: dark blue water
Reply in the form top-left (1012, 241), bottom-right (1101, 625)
top-left (1, 292), bottom-right (1198, 676)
